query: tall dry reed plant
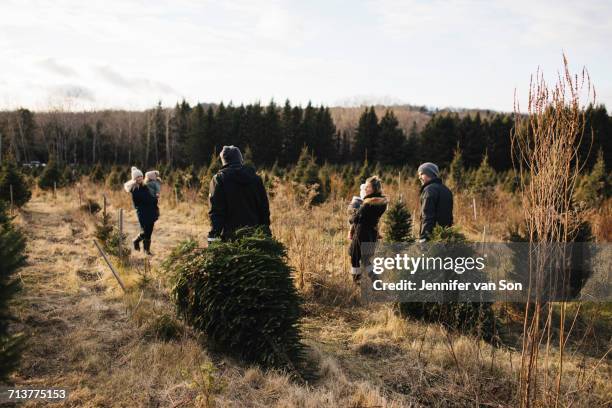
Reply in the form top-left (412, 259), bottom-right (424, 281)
top-left (512, 55), bottom-right (595, 408)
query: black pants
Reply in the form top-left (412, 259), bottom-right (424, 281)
top-left (137, 222), bottom-right (155, 242)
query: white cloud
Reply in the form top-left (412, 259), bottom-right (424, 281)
top-left (38, 58), bottom-right (78, 77)
top-left (0, 0), bottom-right (609, 111)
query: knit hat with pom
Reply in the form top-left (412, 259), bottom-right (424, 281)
top-left (131, 166), bottom-right (144, 180)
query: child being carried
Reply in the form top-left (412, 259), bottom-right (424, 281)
top-left (347, 183), bottom-right (367, 240)
top-left (144, 170), bottom-right (161, 218)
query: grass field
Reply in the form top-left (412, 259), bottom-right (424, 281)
top-left (7, 178), bottom-right (611, 407)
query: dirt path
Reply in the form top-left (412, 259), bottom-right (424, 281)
top-left (7, 196), bottom-right (137, 405)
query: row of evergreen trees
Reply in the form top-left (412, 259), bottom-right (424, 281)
top-left (0, 164), bottom-right (27, 381)
top-left (2, 103), bottom-right (610, 172)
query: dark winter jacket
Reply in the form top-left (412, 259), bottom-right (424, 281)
top-left (419, 178), bottom-right (453, 240)
top-left (208, 164), bottom-right (271, 240)
top-left (349, 192), bottom-right (388, 268)
top-left (131, 184), bottom-right (158, 227)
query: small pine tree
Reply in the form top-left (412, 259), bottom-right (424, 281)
top-left (303, 159), bottom-right (323, 204)
top-left (448, 144), bottom-right (465, 191)
top-left (384, 199), bottom-right (414, 242)
top-left (397, 226), bottom-right (496, 339)
top-left (90, 163), bottom-right (105, 183)
top-left (243, 145), bottom-right (255, 169)
top-left (292, 145), bottom-right (311, 183)
top-left (38, 159), bottom-right (63, 190)
top-left (106, 227), bottom-right (131, 261)
top-left (0, 162), bottom-right (32, 208)
top-left (61, 166), bottom-right (77, 187)
top-left (0, 201), bottom-right (27, 381)
top-left (95, 211), bottom-right (114, 246)
top-left (471, 153), bottom-right (497, 200)
top-left (106, 167), bottom-right (123, 190)
top-left (94, 209), bottom-right (129, 259)
top-left (574, 149), bottom-right (609, 209)
top-left (292, 147), bottom-right (324, 204)
top-left (355, 158), bottom-right (370, 185)
top-left (199, 151), bottom-right (222, 199)
top-left (172, 170), bottom-right (184, 202)
top-left (318, 163), bottom-right (332, 202)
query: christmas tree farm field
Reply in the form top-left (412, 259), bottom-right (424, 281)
top-left (2, 181), bottom-right (610, 407)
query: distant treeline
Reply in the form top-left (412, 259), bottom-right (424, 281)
top-left (0, 101), bottom-right (610, 171)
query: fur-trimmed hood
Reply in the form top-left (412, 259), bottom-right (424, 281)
top-left (363, 195), bottom-right (388, 207)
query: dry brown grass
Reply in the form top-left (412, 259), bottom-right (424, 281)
top-left (6, 178), bottom-right (611, 407)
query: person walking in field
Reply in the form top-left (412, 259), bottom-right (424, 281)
top-left (417, 162), bottom-right (453, 242)
top-left (124, 166), bottom-right (159, 255)
top-left (207, 145), bottom-right (270, 242)
top-left (348, 176), bottom-right (388, 282)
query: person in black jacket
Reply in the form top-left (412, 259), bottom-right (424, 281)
top-left (417, 162), bottom-right (453, 241)
top-left (124, 166), bottom-right (159, 255)
top-left (208, 146), bottom-right (270, 242)
top-left (348, 176), bottom-right (388, 282)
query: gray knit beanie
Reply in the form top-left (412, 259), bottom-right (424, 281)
top-left (220, 145), bottom-right (243, 166)
top-left (417, 162), bottom-right (440, 178)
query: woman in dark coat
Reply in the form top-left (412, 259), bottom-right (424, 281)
top-left (348, 176), bottom-right (388, 282)
top-left (124, 166), bottom-right (158, 256)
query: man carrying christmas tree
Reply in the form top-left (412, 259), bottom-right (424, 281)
top-left (208, 146), bottom-right (270, 242)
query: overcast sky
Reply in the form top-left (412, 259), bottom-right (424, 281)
top-left (1, 0), bottom-right (610, 111)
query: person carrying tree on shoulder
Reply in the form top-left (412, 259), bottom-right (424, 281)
top-left (207, 146), bottom-right (271, 242)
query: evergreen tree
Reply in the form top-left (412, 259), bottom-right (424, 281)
top-left (384, 199), bottom-right (414, 242)
top-left (171, 100), bottom-right (192, 167)
top-left (38, 159), bottom-right (63, 190)
top-left (486, 114), bottom-right (513, 171)
top-left (313, 106), bottom-right (337, 163)
top-left (471, 153), bottom-right (497, 200)
top-left (377, 110), bottom-right (406, 165)
top-left (292, 146), bottom-right (324, 204)
top-left (0, 201), bottom-right (27, 381)
top-left (458, 113), bottom-right (486, 168)
top-left (356, 158), bottom-right (370, 185)
top-left (199, 150), bottom-right (221, 199)
top-left (353, 107), bottom-right (380, 162)
top-left (95, 211), bottom-right (114, 246)
top-left (448, 144), bottom-right (466, 191)
top-left (152, 101), bottom-right (166, 164)
top-left (259, 102), bottom-right (282, 166)
top-left (574, 149), bottom-right (609, 209)
top-left (318, 162), bottom-right (332, 202)
top-left (105, 166), bottom-right (123, 190)
top-left (243, 145), bottom-right (255, 169)
top-left (419, 114), bottom-right (458, 168)
top-left (0, 161), bottom-right (32, 207)
top-left (186, 103), bottom-right (207, 166)
top-left (300, 102), bottom-right (317, 155)
top-left (90, 162), bottom-right (105, 183)
top-left (280, 101), bottom-right (303, 165)
top-left (168, 228), bottom-right (304, 369)
top-left (292, 145), bottom-right (311, 183)
top-left (61, 165), bottom-right (77, 187)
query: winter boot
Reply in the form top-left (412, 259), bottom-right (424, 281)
top-left (133, 235), bottom-right (143, 251)
top-left (351, 266), bottom-right (362, 284)
top-left (143, 239), bottom-right (153, 256)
